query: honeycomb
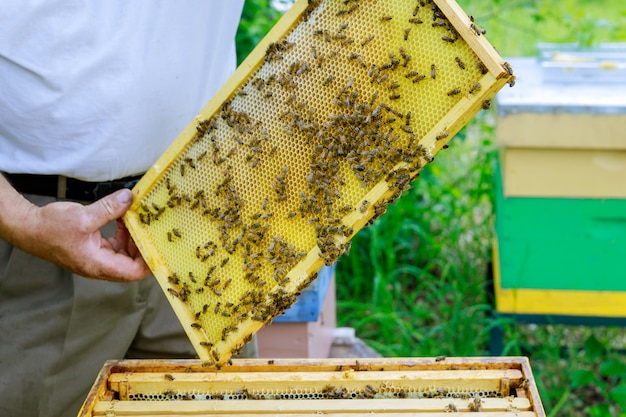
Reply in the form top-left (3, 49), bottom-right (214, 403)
top-left (124, 0), bottom-right (514, 366)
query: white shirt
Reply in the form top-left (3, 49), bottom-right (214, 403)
top-left (0, 1), bottom-right (244, 181)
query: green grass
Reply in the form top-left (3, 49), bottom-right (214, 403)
top-left (235, 1), bottom-right (626, 416)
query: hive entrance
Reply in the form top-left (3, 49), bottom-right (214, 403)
top-left (124, 0), bottom-right (514, 366)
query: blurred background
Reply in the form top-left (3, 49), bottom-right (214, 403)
top-left (235, 1), bottom-right (626, 416)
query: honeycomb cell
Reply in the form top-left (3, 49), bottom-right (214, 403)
top-left (125, 0), bottom-right (513, 366)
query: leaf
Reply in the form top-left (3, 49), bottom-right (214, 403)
top-left (610, 383), bottom-right (626, 407)
top-left (588, 404), bottom-right (611, 417)
top-left (600, 359), bottom-right (626, 378)
top-left (584, 334), bottom-right (605, 359)
top-left (570, 369), bottom-right (596, 388)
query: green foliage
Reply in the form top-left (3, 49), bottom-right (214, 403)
top-left (456, 0), bottom-right (626, 56)
top-left (236, 0), bottom-right (283, 65)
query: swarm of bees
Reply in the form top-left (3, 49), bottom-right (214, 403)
top-left (128, 0), bottom-right (514, 366)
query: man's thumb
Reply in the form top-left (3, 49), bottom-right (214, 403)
top-left (88, 189), bottom-right (133, 227)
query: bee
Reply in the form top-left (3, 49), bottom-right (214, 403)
top-left (167, 232), bottom-right (173, 242)
top-left (388, 82), bottom-right (400, 90)
top-left (191, 323), bottom-right (202, 329)
top-left (469, 82), bottom-right (481, 94)
top-left (188, 272), bottom-right (197, 283)
top-left (508, 76), bottom-right (516, 87)
top-left (447, 88), bottom-right (461, 96)
top-left (412, 74), bottom-right (426, 83)
top-left (172, 228), bottom-right (181, 238)
top-left (435, 355), bottom-right (446, 362)
top-left (481, 99), bottom-right (491, 110)
top-left (180, 164), bottom-right (185, 176)
top-left (380, 15), bottom-right (392, 21)
top-left (322, 75), bottom-right (334, 86)
top-left (445, 402), bottom-right (458, 412)
top-left (389, 93), bottom-right (400, 100)
top-left (361, 35), bottom-right (374, 47)
top-left (455, 57), bottom-right (465, 69)
top-left (223, 278), bottom-right (232, 289)
top-left (476, 61), bottom-right (488, 74)
top-left (409, 17), bottom-right (423, 24)
top-left (432, 19), bottom-right (446, 27)
top-left (430, 64), bottom-right (436, 79)
top-left (221, 311), bottom-right (231, 317)
top-left (184, 157), bottom-right (196, 169)
top-left (503, 61), bottom-right (514, 75)
top-left (167, 288), bottom-right (179, 298)
top-left (359, 200), bottom-right (369, 213)
top-left (164, 374), bottom-right (175, 381)
top-left (436, 131), bottom-right (449, 140)
top-left (468, 397), bottom-right (482, 412)
top-left (441, 35), bottom-right (455, 43)
top-left (221, 257), bottom-right (230, 267)
top-left (404, 28), bottom-right (411, 40)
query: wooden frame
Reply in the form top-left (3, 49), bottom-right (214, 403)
top-left (122, 0), bottom-right (514, 365)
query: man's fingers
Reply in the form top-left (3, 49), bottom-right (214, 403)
top-left (85, 189), bottom-right (133, 230)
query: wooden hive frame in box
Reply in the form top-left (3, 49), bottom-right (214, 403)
top-left (123, 0), bottom-right (515, 366)
top-left (78, 357), bottom-right (545, 416)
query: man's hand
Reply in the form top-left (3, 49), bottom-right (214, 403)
top-left (0, 176), bottom-right (150, 282)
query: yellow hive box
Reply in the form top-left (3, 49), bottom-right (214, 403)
top-left (78, 357), bottom-right (545, 416)
top-left (495, 58), bottom-right (626, 199)
top-left (124, 0), bottom-right (514, 366)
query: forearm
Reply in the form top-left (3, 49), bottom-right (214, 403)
top-left (0, 174), bottom-right (39, 249)
top-left (0, 174), bottom-right (150, 281)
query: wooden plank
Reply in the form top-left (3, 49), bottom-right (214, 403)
top-left (500, 148), bottom-right (626, 199)
top-left (92, 411), bottom-right (537, 417)
top-left (110, 369), bottom-right (522, 402)
top-left (92, 397), bottom-right (532, 415)
top-left (496, 113), bottom-right (626, 151)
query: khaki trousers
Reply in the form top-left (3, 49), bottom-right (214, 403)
top-left (0, 194), bottom-right (256, 417)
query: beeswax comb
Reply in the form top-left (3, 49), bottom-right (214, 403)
top-left (124, 0), bottom-right (514, 366)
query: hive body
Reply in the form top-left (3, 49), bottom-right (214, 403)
top-left (124, 0), bottom-right (514, 365)
top-left (78, 358), bottom-right (545, 416)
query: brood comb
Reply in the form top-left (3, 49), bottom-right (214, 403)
top-left (124, 0), bottom-right (514, 366)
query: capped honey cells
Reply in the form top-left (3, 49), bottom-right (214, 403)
top-left (124, 0), bottom-right (514, 366)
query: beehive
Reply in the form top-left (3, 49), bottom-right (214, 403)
top-left (78, 357), bottom-right (545, 416)
top-left (124, 0), bottom-right (514, 366)
top-left (493, 57), bottom-right (626, 322)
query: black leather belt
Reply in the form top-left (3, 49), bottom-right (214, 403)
top-left (3, 172), bottom-right (142, 202)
